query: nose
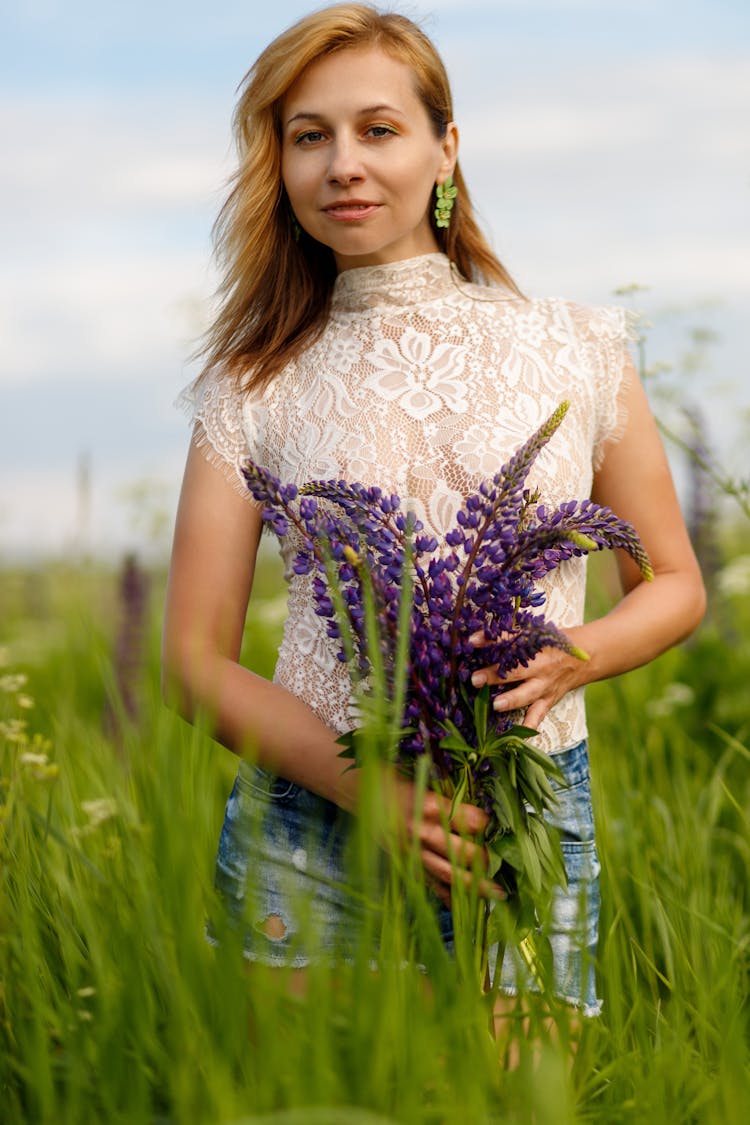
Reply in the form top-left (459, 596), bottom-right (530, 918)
top-left (326, 136), bottom-right (365, 185)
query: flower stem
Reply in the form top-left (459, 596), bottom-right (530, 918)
top-left (516, 931), bottom-right (547, 993)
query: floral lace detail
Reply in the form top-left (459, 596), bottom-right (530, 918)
top-left (365, 330), bottom-right (469, 420)
top-left (179, 253), bottom-right (638, 753)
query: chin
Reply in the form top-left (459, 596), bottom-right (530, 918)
top-left (335, 239), bottom-right (435, 271)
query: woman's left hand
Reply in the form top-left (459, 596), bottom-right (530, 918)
top-left (469, 631), bottom-right (588, 731)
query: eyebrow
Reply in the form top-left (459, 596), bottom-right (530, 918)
top-left (285, 103), bottom-right (405, 128)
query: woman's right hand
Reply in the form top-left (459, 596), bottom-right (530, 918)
top-left (390, 775), bottom-right (504, 907)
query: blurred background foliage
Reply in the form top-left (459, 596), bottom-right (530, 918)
top-left (1, 455), bottom-right (749, 1121)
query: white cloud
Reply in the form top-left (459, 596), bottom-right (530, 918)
top-left (452, 51), bottom-right (750, 298)
top-left (457, 51), bottom-right (749, 158)
top-left (2, 33), bottom-right (748, 554)
top-left (419, 0), bottom-right (651, 10)
top-left (1, 93), bottom-right (228, 383)
top-left (1, 94), bottom-right (231, 220)
top-left (0, 249), bottom-right (211, 382)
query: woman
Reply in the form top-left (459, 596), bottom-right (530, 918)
top-left (163, 3), bottom-right (705, 1028)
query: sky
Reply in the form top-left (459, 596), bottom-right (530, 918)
top-left (1, 0), bottom-right (748, 559)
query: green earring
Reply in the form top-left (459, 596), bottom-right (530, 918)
top-left (290, 210), bottom-right (301, 242)
top-left (434, 174), bottom-right (457, 229)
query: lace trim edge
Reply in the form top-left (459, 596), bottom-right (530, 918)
top-left (175, 386), bottom-right (261, 506)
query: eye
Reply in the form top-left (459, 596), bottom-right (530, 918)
top-left (293, 129), bottom-right (326, 146)
top-left (366, 124), bottom-right (397, 139)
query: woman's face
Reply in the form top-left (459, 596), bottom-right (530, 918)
top-left (280, 46), bottom-right (457, 271)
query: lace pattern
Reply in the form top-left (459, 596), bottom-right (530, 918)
top-left (179, 253), bottom-right (638, 753)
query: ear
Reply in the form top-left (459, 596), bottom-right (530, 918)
top-left (436, 122), bottom-right (459, 184)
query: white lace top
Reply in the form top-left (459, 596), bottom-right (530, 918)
top-left (181, 253), bottom-right (636, 754)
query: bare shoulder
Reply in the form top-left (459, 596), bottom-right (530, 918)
top-left (164, 438), bottom-right (265, 670)
top-left (174, 437), bottom-right (262, 549)
top-left (592, 359), bottom-right (668, 510)
top-left (593, 363), bottom-right (704, 599)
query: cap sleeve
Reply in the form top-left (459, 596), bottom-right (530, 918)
top-left (565, 302), bottom-right (641, 469)
top-left (176, 369), bottom-right (265, 504)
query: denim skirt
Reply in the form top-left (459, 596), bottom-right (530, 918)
top-left (209, 739), bottom-right (601, 1016)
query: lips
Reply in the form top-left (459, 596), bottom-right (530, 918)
top-left (323, 200), bottom-right (380, 220)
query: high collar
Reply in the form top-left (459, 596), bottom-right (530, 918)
top-left (330, 252), bottom-right (459, 314)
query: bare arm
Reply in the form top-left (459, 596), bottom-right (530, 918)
top-left (162, 437), bottom-right (490, 897)
top-left (473, 358), bottom-right (707, 727)
top-left (162, 437), bottom-right (362, 810)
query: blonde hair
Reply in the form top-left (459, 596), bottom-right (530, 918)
top-left (197, 3), bottom-right (521, 393)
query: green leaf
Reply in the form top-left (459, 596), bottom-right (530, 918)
top-left (491, 769), bottom-right (518, 831)
top-left (473, 684), bottom-right (491, 743)
top-left (484, 841), bottom-right (505, 880)
top-left (448, 772), bottom-right (469, 823)
top-left (335, 731), bottom-right (360, 772)
top-left (439, 722), bottom-right (473, 757)
top-left (518, 830), bottom-right (542, 894)
top-left (486, 898), bottom-right (522, 946)
top-left (518, 771), bottom-right (543, 810)
top-left (522, 742), bottom-right (565, 776)
top-left (504, 723), bottom-right (540, 740)
top-left (490, 836), bottom-right (522, 872)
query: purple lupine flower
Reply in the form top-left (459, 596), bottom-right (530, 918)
top-left (241, 403), bottom-right (652, 882)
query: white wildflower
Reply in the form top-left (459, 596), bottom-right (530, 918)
top-left (80, 798), bottom-right (118, 828)
top-left (646, 682), bottom-right (695, 718)
top-left (254, 594), bottom-right (289, 627)
top-left (20, 751), bottom-right (48, 767)
top-left (19, 749), bottom-right (59, 781)
top-left (1, 719), bottom-right (28, 742)
top-left (0, 673), bottom-right (28, 693)
top-left (718, 555), bottom-right (750, 599)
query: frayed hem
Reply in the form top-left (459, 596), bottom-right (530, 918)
top-left (204, 926), bottom-right (313, 969)
top-left (495, 983), bottom-right (602, 1019)
top-left (205, 927), bottom-right (430, 974)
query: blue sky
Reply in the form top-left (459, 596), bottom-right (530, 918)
top-left (1, 0), bottom-right (748, 557)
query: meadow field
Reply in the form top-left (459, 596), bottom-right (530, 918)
top-left (1, 518), bottom-right (749, 1123)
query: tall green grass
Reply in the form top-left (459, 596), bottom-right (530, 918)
top-left (1, 536), bottom-right (749, 1123)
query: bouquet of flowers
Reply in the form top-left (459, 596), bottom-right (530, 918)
top-left (242, 402), bottom-right (652, 992)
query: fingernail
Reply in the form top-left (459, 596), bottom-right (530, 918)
top-left (493, 696), bottom-right (507, 711)
top-left (471, 672), bottom-right (485, 688)
top-left (469, 631), bottom-right (482, 645)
